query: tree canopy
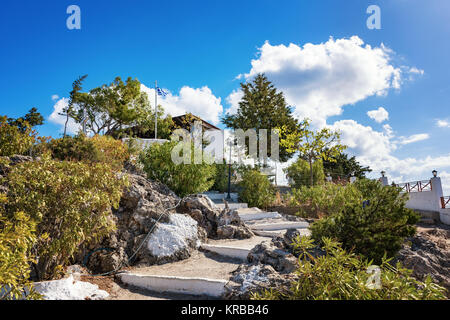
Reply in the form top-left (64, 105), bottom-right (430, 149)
top-left (222, 74), bottom-right (300, 162)
top-left (322, 151), bottom-right (372, 179)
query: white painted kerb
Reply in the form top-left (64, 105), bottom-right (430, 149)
top-left (119, 273), bottom-right (227, 297)
top-left (201, 244), bottom-right (250, 261)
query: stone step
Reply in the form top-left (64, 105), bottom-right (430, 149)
top-left (118, 273), bottom-right (227, 298)
top-left (253, 228), bottom-right (311, 238)
top-left (117, 251), bottom-right (240, 298)
top-left (216, 203), bottom-right (248, 210)
top-left (238, 212), bottom-right (282, 222)
top-left (200, 236), bottom-right (270, 260)
top-left (249, 220), bottom-right (309, 231)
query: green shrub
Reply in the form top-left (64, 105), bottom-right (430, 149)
top-left (0, 116), bottom-right (36, 157)
top-left (252, 237), bottom-right (446, 300)
top-left (139, 141), bottom-right (216, 197)
top-left (5, 156), bottom-right (128, 280)
top-left (211, 161), bottom-right (238, 193)
top-left (238, 169), bottom-right (275, 209)
top-left (290, 182), bottom-right (360, 218)
top-left (47, 134), bottom-right (129, 170)
top-left (0, 198), bottom-right (42, 300)
top-left (310, 179), bottom-right (420, 263)
top-left (285, 159), bottom-right (325, 188)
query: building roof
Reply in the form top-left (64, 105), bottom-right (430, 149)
top-left (172, 114), bottom-right (221, 131)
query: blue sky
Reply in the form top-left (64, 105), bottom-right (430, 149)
top-left (1, 0), bottom-right (450, 189)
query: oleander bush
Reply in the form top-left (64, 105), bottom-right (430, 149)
top-left (0, 194), bottom-right (41, 300)
top-left (47, 134), bottom-right (130, 170)
top-left (310, 179), bottom-right (420, 263)
top-left (285, 158), bottom-right (325, 188)
top-left (139, 141), bottom-right (216, 197)
top-left (4, 156), bottom-right (128, 280)
top-left (0, 116), bottom-right (36, 157)
top-left (289, 182), bottom-right (360, 218)
top-left (238, 169), bottom-right (275, 209)
top-left (252, 237), bottom-right (447, 300)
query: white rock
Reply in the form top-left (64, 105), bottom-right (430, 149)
top-left (33, 275), bottom-right (109, 300)
top-left (147, 214), bottom-right (199, 258)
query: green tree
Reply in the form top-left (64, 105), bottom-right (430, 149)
top-left (285, 158), bottom-right (325, 188)
top-left (8, 108), bottom-right (44, 133)
top-left (0, 116), bottom-right (36, 157)
top-left (62, 75), bottom-right (88, 137)
top-left (139, 141), bottom-right (216, 197)
top-left (238, 169), bottom-right (275, 209)
top-left (222, 74), bottom-right (300, 162)
top-left (67, 76), bottom-right (158, 136)
top-left (322, 151), bottom-right (371, 179)
top-left (310, 179), bottom-right (420, 263)
top-left (280, 119), bottom-right (346, 186)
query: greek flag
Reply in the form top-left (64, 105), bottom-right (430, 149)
top-left (157, 87), bottom-right (168, 97)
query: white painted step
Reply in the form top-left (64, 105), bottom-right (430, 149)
top-left (250, 220), bottom-right (309, 231)
top-left (253, 228), bottom-right (311, 238)
top-left (201, 244), bottom-right (250, 261)
top-left (238, 212), bottom-right (282, 222)
top-left (119, 273), bottom-right (227, 298)
top-left (216, 203), bottom-right (248, 210)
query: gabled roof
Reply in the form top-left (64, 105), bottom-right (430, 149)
top-left (172, 114), bottom-right (221, 131)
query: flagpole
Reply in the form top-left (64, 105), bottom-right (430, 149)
top-left (155, 80), bottom-right (158, 139)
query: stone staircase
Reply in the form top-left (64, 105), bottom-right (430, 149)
top-left (118, 205), bottom-right (309, 298)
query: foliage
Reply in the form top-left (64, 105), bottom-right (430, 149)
top-left (67, 76), bottom-right (155, 136)
top-left (322, 151), bottom-right (372, 179)
top-left (285, 158), bottom-right (325, 188)
top-left (47, 134), bottom-right (130, 170)
top-left (222, 74), bottom-right (301, 162)
top-left (0, 196), bottom-right (42, 300)
top-left (7, 108), bottom-right (44, 132)
top-left (238, 169), bottom-right (275, 209)
top-left (280, 119), bottom-right (347, 186)
top-left (5, 156), bottom-right (128, 280)
top-left (211, 161), bottom-right (236, 193)
top-left (0, 116), bottom-right (37, 157)
top-left (252, 237), bottom-right (446, 300)
top-left (290, 182), bottom-right (360, 218)
top-left (310, 179), bottom-right (420, 263)
top-left (139, 141), bottom-right (216, 197)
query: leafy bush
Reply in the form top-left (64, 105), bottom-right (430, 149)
top-left (238, 169), bottom-right (275, 209)
top-left (0, 197), bottom-right (41, 300)
top-left (290, 182), bottom-right (360, 218)
top-left (139, 141), bottom-right (216, 197)
top-left (252, 237), bottom-right (446, 300)
top-left (5, 156), bottom-right (128, 280)
top-left (0, 116), bottom-right (36, 157)
top-left (47, 134), bottom-right (129, 170)
top-left (310, 179), bottom-right (420, 263)
top-left (285, 158), bottom-right (325, 188)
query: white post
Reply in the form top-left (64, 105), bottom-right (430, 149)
top-left (380, 171), bottom-right (389, 186)
top-left (430, 176), bottom-right (444, 211)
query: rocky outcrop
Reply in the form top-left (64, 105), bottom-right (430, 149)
top-left (177, 195), bottom-right (254, 240)
top-left (224, 264), bottom-right (297, 300)
top-left (393, 224), bottom-right (450, 294)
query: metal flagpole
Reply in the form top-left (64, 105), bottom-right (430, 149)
top-left (155, 80), bottom-right (158, 139)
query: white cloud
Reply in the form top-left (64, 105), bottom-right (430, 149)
top-left (48, 98), bottom-right (81, 135)
top-left (51, 94), bottom-right (60, 101)
top-left (367, 107), bottom-right (389, 123)
top-left (234, 36), bottom-right (422, 127)
top-left (436, 119), bottom-right (450, 128)
top-left (398, 133), bottom-right (430, 145)
top-left (141, 84), bottom-right (223, 125)
top-left (225, 89), bottom-right (243, 115)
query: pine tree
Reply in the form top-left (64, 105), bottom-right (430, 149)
top-left (222, 74), bottom-right (300, 162)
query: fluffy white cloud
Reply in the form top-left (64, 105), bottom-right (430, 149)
top-left (436, 119), bottom-right (450, 128)
top-left (398, 133), bottom-right (430, 145)
top-left (329, 119), bottom-right (450, 193)
top-left (141, 84), bottom-right (223, 125)
top-left (233, 36), bottom-right (422, 127)
top-left (225, 89), bottom-right (243, 115)
top-left (48, 98), bottom-right (81, 134)
top-left (367, 107), bottom-right (389, 123)
top-left (51, 94), bottom-right (60, 101)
